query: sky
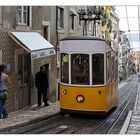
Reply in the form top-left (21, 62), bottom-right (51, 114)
top-left (115, 6), bottom-right (140, 51)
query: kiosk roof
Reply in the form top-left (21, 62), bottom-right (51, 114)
top-left (60, 36), bottom-right (105, 41)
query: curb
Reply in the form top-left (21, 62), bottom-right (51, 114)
top-left (119, 110), bottom-right (132, 134)
top-left (134, 83), bottom-right (140, 111)
top-left (0, 112), bottom-right (60, 132)
top-left (118, 81), bottom-right (126, 90)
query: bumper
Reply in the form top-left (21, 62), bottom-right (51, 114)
top-left (60, 108), bottom-right (107, 116)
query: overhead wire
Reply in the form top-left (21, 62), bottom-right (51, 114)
top-left (125, 5), bottom-right (134, 49)
top-left (138, 6), bottom-right (140, 71)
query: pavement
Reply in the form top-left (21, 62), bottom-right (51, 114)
top-left (120, 76), bottom-right (140, 134)
top-left (118, 81), bottom-right (126, 90)
top-left (0, 101), bottom-right (60, 132)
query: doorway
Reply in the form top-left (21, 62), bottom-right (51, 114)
top-left (43, 26), bottom-right (49, 41)
top-left (43, 64), bottom-right (50, 100)
top-left (16, 49), bottom-right (31, 109)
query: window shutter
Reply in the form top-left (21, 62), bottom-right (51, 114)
top-left (27, 6), bottom-right (30, 25)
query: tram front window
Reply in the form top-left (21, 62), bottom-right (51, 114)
top-left (61, 53), bottom-right (69, 83)
top-left (92, 54), bottom-right (104, 85)
top-left (71, 54), bottom-right (89, 85)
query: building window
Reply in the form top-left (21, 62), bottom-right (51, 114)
top-left (70, 11), bottom-right (76, 30)
top-left (17, 6), bottom-right (30, 25)
top-left (111, 56), bottom-right (115, 80)
top-left (71, 15), bottom-right (74, 30)
top-left (61, 53), bottom-right (69, 83)
top-left (71, 54), bottom-right (89, 85)
top-left (79, 21), bottom-right (81, 26)
top-left (43, 26), bottom-right (48, 40)
top-left (92, 54), bottom-right (104, 85)
top-left (57, 7), bottom-right (64, 29)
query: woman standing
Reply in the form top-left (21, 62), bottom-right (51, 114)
top-left (0, 64), bottom-right (10, 119)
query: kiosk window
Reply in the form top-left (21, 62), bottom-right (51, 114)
top-left (92, 54), bottom-right (104, 85)
top-left (61, 53), bottom-right (69, 83)
top-left (71, 54), bottom-right (89, 85)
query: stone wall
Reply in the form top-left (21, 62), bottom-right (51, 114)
top-left (0, 31), bottom-right (18, 112)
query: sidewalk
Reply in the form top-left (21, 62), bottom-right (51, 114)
top-left (118, 81), bottom-right (126, 90)
top-left (0, 101), bottom-right (60, 132)
top-left (120, 82), bottom-right (140, 134)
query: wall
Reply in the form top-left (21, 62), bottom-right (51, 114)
top-left (2, 6), bottom-right (17, 29)
top-left (0, 31), bottom-right (18, 112)
top-left (0, 7), bottom-right (2, 28)
top-left (0, 6), bottom-right (83, 111)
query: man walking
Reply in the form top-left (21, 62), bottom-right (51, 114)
top-left (35, 66), bottom-right (49, 107)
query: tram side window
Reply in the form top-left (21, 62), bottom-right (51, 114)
top-left (61, 53), bottom-right (69, 83)
top-left (106, 51), bottom-right (111, 82)
top-left (92, 54), bottom-right (104, 85)
top-left (115, 60), bottom-right (118, 81)
top-left (71, 54), bottom-right (89, 85)
top-left (111, 56), bottom-right (115, 80)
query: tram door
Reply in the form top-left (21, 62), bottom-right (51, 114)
top-left (17, 53), bottom-right (31, 109)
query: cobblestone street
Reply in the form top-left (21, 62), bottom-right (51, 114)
top-left (0, 102), bottom-right (60, 132)
top-left (0, 77), bottom-right (138, 134)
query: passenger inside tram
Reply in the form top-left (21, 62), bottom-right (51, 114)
top-left (71, 54), bottom-right (89, 85)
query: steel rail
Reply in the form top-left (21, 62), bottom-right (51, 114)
top-left (70, 79), bottom-right (136, 134)
top-left (91, 81), bottom-right (137, 134)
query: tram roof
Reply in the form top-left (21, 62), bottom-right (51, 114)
top-left (60, 36), bottom-right (117, 56)
top-left (60, 36), bottom-right (105, 41)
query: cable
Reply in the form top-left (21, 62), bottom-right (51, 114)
top-left (138, 6), bottom-right (140, 71)
top-left (125, 6), bottom-right (134, 49)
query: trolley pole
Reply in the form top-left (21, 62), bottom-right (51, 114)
top-left (76, 6), bottom-right (102, 36)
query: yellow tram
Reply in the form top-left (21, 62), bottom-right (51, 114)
top-left (59, 36), bottom-right (118, 115)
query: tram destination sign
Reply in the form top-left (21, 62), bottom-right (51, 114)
top-left (31, 48), bottom-right (55, 59)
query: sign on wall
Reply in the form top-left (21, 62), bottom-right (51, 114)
top-left (31, 48), bottom-right (55, 59)
top-left (0, 50), bottom-right (2, 64)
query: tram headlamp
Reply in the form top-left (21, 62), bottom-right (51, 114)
top-left (76, 95), bottom-right (85, 103)
top-left (62, 89), bottom-right (67, 95)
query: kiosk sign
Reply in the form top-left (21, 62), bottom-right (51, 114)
top-left (31, 49), bottom-right (55, 59)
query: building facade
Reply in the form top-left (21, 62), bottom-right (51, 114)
top-left (0, 6), bottom-right (83, 112)
top-left (118, 31), bottom-right (134, 81)
top-left (0, 6), bottom-right (120, 112)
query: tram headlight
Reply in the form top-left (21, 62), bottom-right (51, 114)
top-left (76, 95), bottom-right (85, 103)
top-left (62, 89), bottom-right (67, 95)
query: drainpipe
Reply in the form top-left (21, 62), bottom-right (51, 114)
top-left (55, 6), bottom-right (60, 101)
top-left (56, 6), bottom-right (59, 49)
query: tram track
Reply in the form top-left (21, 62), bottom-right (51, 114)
top-left (1, 78), bottom-right (138, 134)
top-left (72, 78), bottom-right (138, 134)
top-left (0, 115), bottom-right (66, 134)
top-left (92, 82), bottom-right (137, 134)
